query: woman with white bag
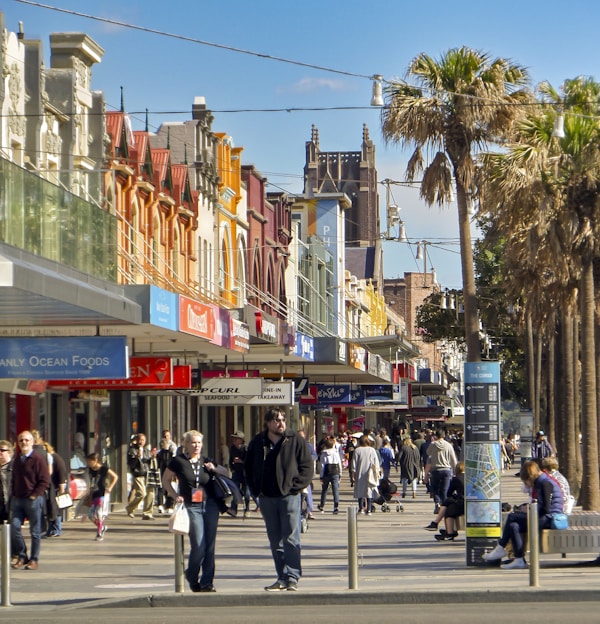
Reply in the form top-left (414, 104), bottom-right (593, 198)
top-left (162, 430), bottom-right (226, 593)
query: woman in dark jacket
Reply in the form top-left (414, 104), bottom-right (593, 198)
top-left (483, 460), bottom-right (563, 569)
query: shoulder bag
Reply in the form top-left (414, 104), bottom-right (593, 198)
top-left (550, 513), bottom-right (569, 530)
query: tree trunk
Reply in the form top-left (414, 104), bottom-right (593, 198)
top-left (547, 313), bottom-right (556, 448)
top-left (526, 313), bottom-right (537, 429)
top-left (455, 180), bottom-right (480, 362)
top-left (579, 258), bottom-right (599, 510)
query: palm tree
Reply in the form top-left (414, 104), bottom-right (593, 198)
top-left (381, 47), bottom-right (531, 361)
top-left (483, 77), bottom-right (600, 509)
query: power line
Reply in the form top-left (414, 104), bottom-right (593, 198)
top-left (12, 0), bottom-right (375, 81)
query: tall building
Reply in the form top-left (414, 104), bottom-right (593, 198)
top-left (303, 124), bottom-right (380, 248)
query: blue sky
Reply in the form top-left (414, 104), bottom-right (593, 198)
top-left (3, 0), bottom-right (599, 289)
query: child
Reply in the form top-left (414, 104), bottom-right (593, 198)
top-left (86, 452), bottom-right (118, 541)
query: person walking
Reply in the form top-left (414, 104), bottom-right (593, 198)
top-left (86, 452), bottom-right (118, 541)
top-left (125, 433), bottom-right (155, 520)
top-left (229, 431), bottom-right (250, 516)
top-left (318, 437), bottom-right (342, 514)
top-left (531, 431), bottom-right (555, 462)
top-left (398, 437), bottom-right (421, 499)
top-left (352, 434), bottom-right (381, 515)
top-left (244, 407), bottom-right (314, 592)
top-left (425, 429), bottom-right (457, 514)
top-left (162, 430), bottom-right (226, 593)
top-left (11, 430), bottom-right (50, 570)
top-left (0, 440), bottom-right (13, 525)
top-left (44, 441), bottom-right (68, 537)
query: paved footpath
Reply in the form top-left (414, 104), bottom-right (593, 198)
top-left (2, 468), bottom-right (599, 611)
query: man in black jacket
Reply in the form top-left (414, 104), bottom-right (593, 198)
top-left (245, 408), bottom-right (313, 592)
top-left (125, 433), bottom-right (155, 520)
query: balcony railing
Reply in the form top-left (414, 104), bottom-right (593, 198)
top-left (0, 158), bottom-right (117, 281)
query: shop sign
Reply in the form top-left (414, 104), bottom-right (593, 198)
top-left (0, 336), bottom-right (128, 379)
top-left (148, 286), bottom-right (178, 331)
top-left (348, 343), bottom-right (367, 372)
top-left (378, 358), bottom-right (392, 382)
top-left (200, 377), bottom-right (263, 396)
top-left (47, 356), bottom-right (173, 388)
top-left (179, 296), bottom-right (215, 341)
top-left (197, 380), bottom-right (293, 406)
top-left (363, 384), bottom-right (393, 401)
top-left (293, 332), bottom-right (314, 361)
top-left (367, 352), bottom-right (379, 376)
top-left (317, 383), bottom-right (352, 404)
top-left (230, 318), bottom-right (250, 352)
top-left (211, 307), bottom-right (231, 348)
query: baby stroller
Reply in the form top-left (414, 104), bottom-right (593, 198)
top-left (373, 477), bottom-right (403, 512)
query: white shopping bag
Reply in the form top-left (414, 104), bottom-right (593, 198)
top-left (168, 501), bottom-right (190, 535)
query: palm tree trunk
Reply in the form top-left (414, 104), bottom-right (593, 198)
top-left (526, 313), bottom-right (537, 430)
top-left (547, 313), bottom-right (556, 446)
top-left (455, 181), bottom-right (480, 361)
top-left (579, 258), bottom-right (600, 510)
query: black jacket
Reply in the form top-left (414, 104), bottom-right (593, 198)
top-left (245, 429), bottom-right (314, 498)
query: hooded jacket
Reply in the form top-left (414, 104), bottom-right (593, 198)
top-left (245, 429), bottom-right (314, 498)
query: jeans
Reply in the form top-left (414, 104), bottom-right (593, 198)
top-left (186, 498), bottom-right (220, 588)
top-left (430, 469), bottom-right (452, 506)
top-left (11, 496), bottom-right (44, 562)
top-left (47, 514), bottom-right (63, 536)
top-left (401, 478), bottom-right (418, 496)
top-left (259, 494), bottom-right (302, 582)
top-left (358, 497), bottom-right (374, 513)
top-left (319, 474), bottom-right (340, 510)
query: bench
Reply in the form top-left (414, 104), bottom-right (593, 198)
top-left (541, 526), bottom-right (600, 554)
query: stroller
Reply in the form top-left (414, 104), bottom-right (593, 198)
top-left (373, 477), bottom-right (403, 512)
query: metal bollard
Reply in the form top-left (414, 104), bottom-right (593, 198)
top-left (174, 533), bottom-right (185, 593)
top-left (347, 505), bottom-right (358, 590)
top-left (1, 522), bottom-right (11, 607)
top-left (528, 502), bottom-right (540, 587)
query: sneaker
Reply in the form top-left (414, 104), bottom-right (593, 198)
top-left (199, 585), bottom-right (217, 592)
top-left (501, 557), bottom-right (527, 570)
top-left (127, 512), bottom-right (135, 518)
top-left (286, 580), bottom-right (298, 591)
top-left (333, 508), bottom-right (339, 515)
top-left (142, 515), bottom-right (155, 521)
top-left (264, 580), bottom-right (287, 592)
top-left (95, 533), bottom-right (103, 542)
top-left (424, 521), bottom-right (438, 531)
top-left (483, 543), bottom-right (507, 561)
top-left (157, 505), bottom-right (165, 514)
top-left (433, 504), bottom-right (441, 514)
top-left (317, 505), bottom-right (324, 513)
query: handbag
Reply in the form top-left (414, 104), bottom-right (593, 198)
top-left (168, 501), bottom-right (190, 535)
top-left (550, 512), bottom-right (569, 530)
top-left (211, 473), bottom-right (233, 499)
top-left (56, 492), bottom-right (73, 509)
top-left (367, 463), bottom-right (380, 488)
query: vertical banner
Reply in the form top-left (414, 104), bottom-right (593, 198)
top-left (464, 361), bottom-right (502, 566)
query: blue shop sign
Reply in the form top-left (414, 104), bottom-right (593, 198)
top-left (293, 332), bottom-right (314, 361)
top-left (0, 336), bottom-right (129, 379)
top-left (148, 286), bottom-right (179, 331)
top-left (317, 383), bottom-right (352, 403)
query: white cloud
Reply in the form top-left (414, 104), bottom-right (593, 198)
top-left (278, 77), bottom-right (350, 94)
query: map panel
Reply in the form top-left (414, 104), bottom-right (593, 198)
top-left (464, 443), bottom-right (501, 499)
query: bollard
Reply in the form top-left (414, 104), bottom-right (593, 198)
top-left (174, 533), bottom-right (185, 593)
top-left (1, 522), bottom-right (11, 607)
top-left (528, 502), bottom-right (540, 587)
top-left (347, 505), bottom-right (358, 590)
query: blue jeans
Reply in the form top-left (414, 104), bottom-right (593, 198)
top-left (430, 469), bottom-right (452, 506)
top-left (11, 495), bottom-right (45, 562)
top-left (186, 498), bottom-right (220, 588)
top-left (259, 494), bottom-right (302, 582)
top-left (319, 474), bottom-right (340, 510)
top-left (47, 514), bottom-right (63, 536)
